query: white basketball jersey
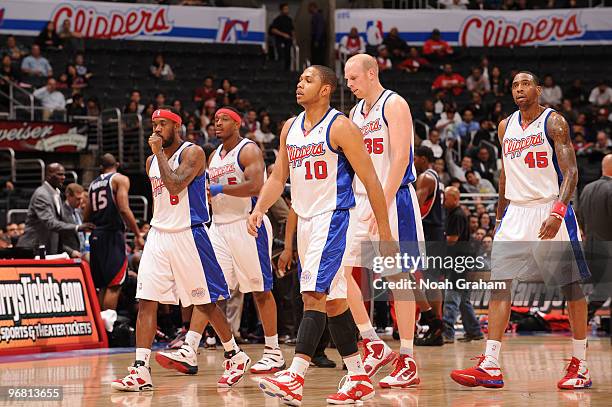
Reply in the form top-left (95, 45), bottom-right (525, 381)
top-left (148, 142), bottom-right (210, 231)
top-left (209, 138), bottom-right (264, 224)
top-left (503, 108), bottom-right (560, 204)
top-left (286, 108), bottom-right (355, 218)
top-left (351, 90), bottom-right (416, 195)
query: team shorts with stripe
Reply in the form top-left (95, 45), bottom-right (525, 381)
top-left (343, 185), bottom-right (425, 275)
top-left (89, 229), bottom-right (127, 289)
top-left (209, 216), bottom-right (273, 293)
top-left (136, 225), bottom-right (229, 306)
top-left (297, 209), bottom-right (349, 300)
top-left (492, 200), bottom-right (591, 286)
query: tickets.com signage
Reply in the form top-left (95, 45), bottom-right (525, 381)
top-left (0, 260), bottom-right (107, 355)
top-left (335, 8), bottom-right (612, 47)
top-left (0, 120), bottom-right (87, 152)
top-left (0, 0), bottom-right (265, 45)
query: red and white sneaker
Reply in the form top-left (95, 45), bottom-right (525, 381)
top-left (361, 338), bottom-right (397, 378)
top-left (326, 374), bottom-right (375, 405)
top-left (250, 347), bottom-right (286, 374)
top-left (379, 354), bottom-right (420, 388)
top-left (155, 345), bottom-right (198, 375)
top-left (557, 357), bottom-right (592, 390)
top-left (111, 365), bottom-right (153, 392)
top-left (450, 355), bottom-right (504, 388)
top-left (258, 370), bottom-right (304, 406)
top-left (217, 350), bottom-right (251, 388)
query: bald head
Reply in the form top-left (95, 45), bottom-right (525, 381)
top-left (346, 54), bottom-right (378, 75)
top-left (100, 153), bottom-right (119, 171)
top-left (45, 162), bottom-right (65, 188)
top-left (603, 154), bottom-right (612, 177)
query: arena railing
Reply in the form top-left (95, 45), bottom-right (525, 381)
top-left (0, 77), bottom-right (35, 121)
top-left (6, 209), bottom-right (27, 225)
top-left (0, 148), bottom-right (17, 184)
top-left (14, 159), bottom-right (45, 189)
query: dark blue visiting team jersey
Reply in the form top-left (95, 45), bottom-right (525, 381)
top-left (88, 172), bottom-right (125, 231)
top-left (422, 168), bottom-right (445, 235)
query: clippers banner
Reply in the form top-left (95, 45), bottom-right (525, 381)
top-left (335, 8), bottom-right (612, 47)
top-left (0, 0), bottom-right (265, 45)
top-left (0, 260), bottom-right (107, 355)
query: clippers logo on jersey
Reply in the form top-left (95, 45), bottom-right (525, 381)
top-left (360, 118), bottom-right (382, 136)
top-left (503, 132), bottom-right (545, 158)
top-left (208, 163), bottom-right (237, 182)
top-left (287, 142), bottom-right (326, 168)
top-left (150, 176), bottom-right (165, 197)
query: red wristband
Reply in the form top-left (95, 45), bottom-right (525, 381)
top-left (551, 201), bottom-right (567, 218)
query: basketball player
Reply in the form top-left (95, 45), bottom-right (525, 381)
top-left (342, 53), bottom-right (424, 388)
top-left (84, 153), bottom-right (143, 313)
top-left (413, 146), bottom-right (445, 346)
top-left (207, 106), bottom-right (285, 374)
top-left (111, 108), bottom-right (251, 392)
top-left (248, 65), bottom-right (394, 405)
top-left (451, 72), bottom-right (592, 389)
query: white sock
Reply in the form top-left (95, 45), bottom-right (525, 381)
top-left (344, 354), bottom-right (366, 375)
top-left (222, 336), bottom-right (240, 353)
top-left (572, 338), bottom-right (587, 361)
top-left (485, 340), bottom-right (501, 362)
top-left (400, 338), bottom-right (414, 356)
top-left (265, 334), bottom-right (279, 349)
top-left (135, 348), bottom-right (151, 367)
top-left (289, 357), bottom-right (310, 377)
top-left (184, 330), bottom-right (202, 352)
top-left (357, 321), bottom-right (380, 341)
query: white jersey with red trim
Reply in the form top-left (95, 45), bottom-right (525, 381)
top-left (148, 142), bottom-right (210, 232)
top-left (502, 107), bottom-right (560, 204)
top-left (209, 138), bottom-right (264, 224)
top-left (286, 107), bottom-right (355, 218)
top-left (351, 89), bottom-right (416, 195)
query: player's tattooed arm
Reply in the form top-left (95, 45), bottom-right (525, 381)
top-left (547, 112), bottom-right (578, 205)
top-left (155, 145), bottom-right (205, 195)
top-left (496, 117), bottom-right (510, 225)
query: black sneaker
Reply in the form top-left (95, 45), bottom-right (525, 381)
top-left (457, 333), bottom-right (485, 342)
top-left (415, 318), bottom-right (444, 346)
top-left (310, 354), bottom-right (336, 368)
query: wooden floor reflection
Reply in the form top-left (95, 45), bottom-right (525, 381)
top-left (0, 335), bottom-right (609, 406)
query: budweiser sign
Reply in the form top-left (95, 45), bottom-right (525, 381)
top-left (51, 3), bottom-right (172, 40)
top-left (460, 12), bottom-right (584, 47)
top-left (0, 121), bottom-right (87, 152)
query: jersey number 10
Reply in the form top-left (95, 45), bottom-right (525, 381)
top-left (305, 160), bottom-right (328, 180)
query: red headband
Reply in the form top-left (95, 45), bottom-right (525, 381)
top-left (215, 108), bottom-right (242, 124)
top-left (152, 109), bottom-right (182, 125)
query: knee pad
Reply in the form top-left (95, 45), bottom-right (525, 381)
top-left (295, 310), bottom-right (326, 358)
top-left (328, 309), bottom-right (358, 357)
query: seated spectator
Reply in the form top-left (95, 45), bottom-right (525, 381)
top-left (472, 146), bottom-right (496, 183)
top-left (435, 104), bottom-right (462, 139)
top-left (456, 109), bottom-right (480, 145)
top-left (560, 98), bottom-right (578, 124)
top-left (466, 92), bottom-right (486, 122)
top-left (255, 114), bottom-right (276, 144)
top-left (423, 29), bottom-right (454, 60)
top-left (202, 122), bottom-right (220, 147)
top-left (432, 64), bottom-right (465, 97)
top-left (200, 99), bottom-right (217, 128)
top-left (572, 133), bottom-right (592, 156)
top-left (592, 108), bottom-right (612, 139)
top-left (421, 129), bottom-right (444, 159)
top-left (434, 158), bottom-right (451, 186)
top-left (86, 97), bottom-right (101, 117)
top-left (446, 150), bottom-right (473, 182)
top-left (124, 100), bottom-right (139, 114)
top-left (5, 223), bottom-right (20, 246)
top-left (129, 90), bottom-right (145, 114)
top-left (154, 92), bottom-right (166, 109)
top-left (488, 100), bottom-right (507, 124)
top-left (194, 76), bottom-right (216, 103)
top-left (1, 35), bottom-right (27, 63)
top-left (33, 78), bottom-right (66, 121)
top-left (35, 21), bottom-right (63, 51)
top-left (74, 53), bottom-right (93, 80)
top-left (397, 47), bottom-right (430, 73)
top-left (433, 91), bottom-right (447, 114)
top-left (479, 213), bottom-right (492, 232)
top-left (21, 44), bottom-right (53, 81)
top-left (383, 27), bottom-right (409, 63)
top-left (243, 109), bottom-right (259, 133)
top-left (67, 93), bottom-right (87, 116)
top-left (150, 54), bottom-right (175, 81)
top-left (539, 74), bottom-right (562, 107)
top-left (58, 19), bottom-right (84, 52)
top-left (338, 27), bottom-right (365, 60)
top-left (440, 0), bottom-right (469, 8)
top-left (66, 64), bottom-right (87, 91)
top-left (376, 45), bottom-right (392, 71)
top-left (592, 131), bottom-right (612, 155)
top-left (490, 66), bottom-right (504, 97)
top-left (466, 67), bottom-right (490, 96)
top-left (216, 78), bottom-right (232, 105)
top-left (589, 82), bottom-right (612, 107)
top-left (172, 99), bottom-right (187, 122)
top-left (463, 170), bottom-right (496, 194)
top-left (0, 55), bottom-right (20, 96)
top-left (419, 99), bottom-right (439, 130)
top-left (572, 113), bottom-right (592, 141)
top-left (566, 79), bottom-right (588, 107)
top-left (472, 118), bottom-right (498, 148)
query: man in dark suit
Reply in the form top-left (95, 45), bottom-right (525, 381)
top-left (60, 183), bottom-right (86, 258)
top-left (17, 163), bottom-right (94, 255)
